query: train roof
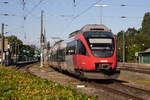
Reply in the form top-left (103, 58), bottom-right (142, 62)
top-left (81, 24), bottom-right (111, 32)
top-left (68, 24), bottom-right (111, 38)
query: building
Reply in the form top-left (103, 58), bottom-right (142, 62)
top-left (138, 48), bottom-right (150, 64)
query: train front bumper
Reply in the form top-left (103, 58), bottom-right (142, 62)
top-left (83, 70), bottom-right (120, 79)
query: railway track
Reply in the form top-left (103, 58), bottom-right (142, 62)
top-left (112, 82), bottom-right (150, 99)
top-left (49, 65), bottom-right (150, 100)
top-left (50, 66), bottom-right (150, 100)
top-left (87, 82), bottom-right (143, 100)
top-left (23, 65), bottom-right (150, 100)
top-left (118, 67), bottom-right (150, 74)
top-left (84, 80), bottom-right (150, 100)
top-left (120, 66), bottom-right (150, 70)
top-left (106, 81), bottom-right (150, 100)
top-left (15, 61), bottom-right (39, 74)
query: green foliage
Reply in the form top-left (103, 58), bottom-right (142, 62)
top-left (0, 66), bottom-right (98, 100)
top-left (22, 44), bottom-right (35, 56)
top-left (116, 31), bottom-right (124, 62)
top-left (126, 44), bottom-right (141, 62)
top-left (6, 35), bottom-right (38, 61)
top-left (6, 35), bottom-right (23, 55)
top-left (141, 12), bottom-right (150, 35)
top-left (116, 12), bottom-right (150, 62)
top-left (117, 28), bottom-right (143, 62)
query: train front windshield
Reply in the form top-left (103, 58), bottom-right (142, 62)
top-left (83, 31), bottom-right (115, 58)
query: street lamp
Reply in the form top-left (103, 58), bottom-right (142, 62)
top-left (121, 4), bottom-right (127, 7)
top-left (94, 4), bottom-right (109, 25)
top-left (121, 16), bottom-right (127, 19)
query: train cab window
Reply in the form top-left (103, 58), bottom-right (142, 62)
top-left (77, 40), bottom-right (88, 56)
top-left (83, 31), bottom-right (115, 58)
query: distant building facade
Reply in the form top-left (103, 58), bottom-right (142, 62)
top-left (138, 48), bottom-right (150, 64)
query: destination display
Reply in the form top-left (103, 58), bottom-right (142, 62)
top-left (89, 38), bottom-right (112, 44)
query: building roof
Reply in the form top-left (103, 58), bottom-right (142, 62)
top-left (81, 24), bottom-right (111, 32)
top-left (139, 48), bottom-right (150, 54)
top-left (145, 48), bottom-right (150, 52)
top-left (68, 24), bottom-right (111, 38)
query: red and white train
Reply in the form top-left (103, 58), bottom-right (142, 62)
top-left (48, 24), bottom-right (120, 79)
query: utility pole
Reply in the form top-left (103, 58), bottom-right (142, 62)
top-left (123, 31), bottom-right (125, 64)
top-left (120, 4), bottom-right (127, 64)
top-left (1, 23), bottom-right (4, 66)
top-left (40, 10), bottom-right (44, 67)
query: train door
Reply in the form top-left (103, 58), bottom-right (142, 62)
top-left (57, 43), bottom-right (61, 69)
top-left (75, 40), bottom-right (92, 70)
top-left (73, 40), bottom-right (78, 69)
top-left (66, 40), bottom-right (77, 72)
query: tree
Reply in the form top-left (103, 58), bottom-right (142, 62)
top-left (6, 35), bottom-right (38, 62)
top-left (22, 45), bottom-right (35, 56)
top-left (141, 12), bottom-right (150, 35)
top-left (116, 31), bottom-right (124, 62)
top-left (116, 28), bottom-right (141, 62)
top-left (125, 28), bottom-right (140, 62)
top-left (116, 12), bottom-right (150, 62)
top-left (6, 35), bottom-right (23, 55)
top-left (139, 12), bottom-right (150, 50)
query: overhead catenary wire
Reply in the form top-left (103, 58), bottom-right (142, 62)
top-left (20, 0), bottom-right (46, 42)
top-left (21, 0), bottom-right (26, 41)
top-left (61, 0), bottom-right (103, 36)
top-left (71, 0), bottom-right (103, 22)
top-left (24, 0), bottom-right (46, 20)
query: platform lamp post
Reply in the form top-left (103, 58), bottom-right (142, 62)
top-left (94, 4), bottom-right (109, 25)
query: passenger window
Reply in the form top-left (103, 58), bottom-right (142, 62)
top-left (66, 40), bottom-right (77, 55)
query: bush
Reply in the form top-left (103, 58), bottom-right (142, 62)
top-left (0, 66), bottom-right (98, 100)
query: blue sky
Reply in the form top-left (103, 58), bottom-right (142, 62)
top-left (0, 0), bottom-right (150, 46)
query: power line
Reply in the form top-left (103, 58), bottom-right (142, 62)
top-left (71, 0), bottom-right (103, 22)
top-left (62, 0), bottom-right (103, 36)
top-left (20, 0), bottom-right (46, 42)
top-left (24, 0), bottom-right (46, 20)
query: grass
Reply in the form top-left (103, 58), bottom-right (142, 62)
top-left (0, 66), bottom-right (98, 100)
top-left (132, 79), bottom-right (150, 88)
top-left (118, 71), bottom-right (150, 89)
